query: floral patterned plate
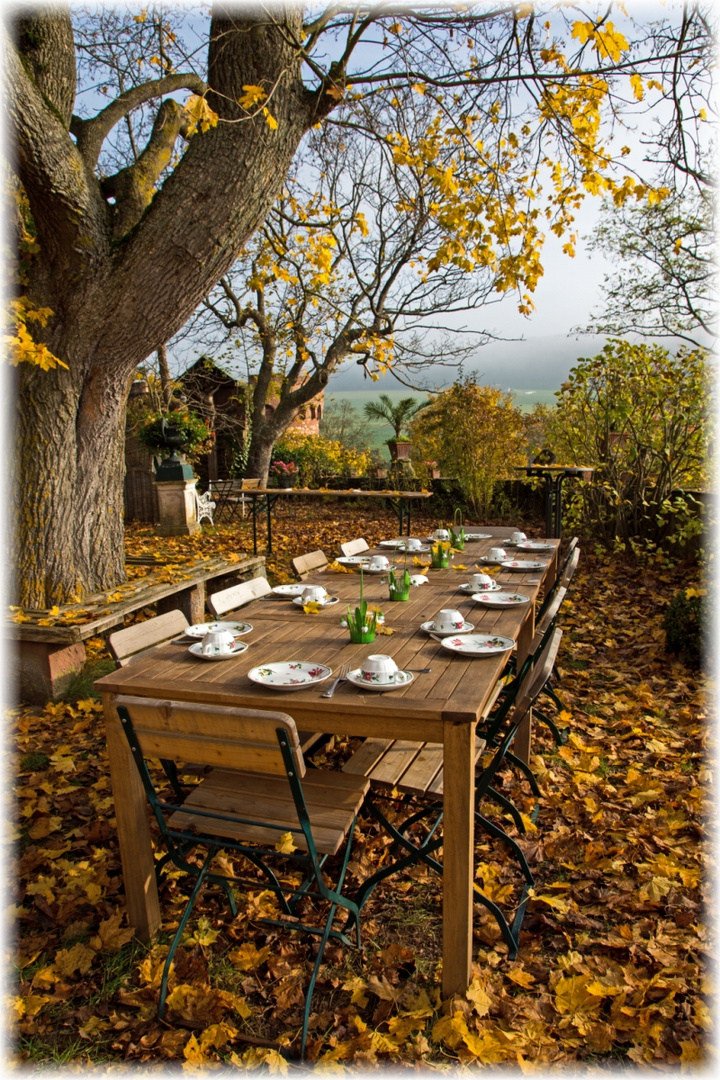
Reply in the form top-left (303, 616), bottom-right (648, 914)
top-left (439, 634), bottom-right (515, 657)
top-left (463, 533), bottom-right (493, 540)
top-left (472, 592), bottom-right (531, 609)
top-left (500, 560), bottom-right (549, 572)
top-left (188, 640), bottom-right (249, 661)
top-left (186, 621), bottom-right (252, 637)
top-left (421, 620), bottom-right (474, 636)
top-left (458, 581), bottom-right (502, 594)
top-left (346, 669), bottom-right (414, 692)
top-left (515, 541), bottom-right (555, 553)
top-left (247, 662), bottom-right (333, 690)
top-left (336, 556), bottom-right (372, 566)
top-left (378, 539), bottom-right (409, 548)
top-left (292, 595), bottom-right (339, 607)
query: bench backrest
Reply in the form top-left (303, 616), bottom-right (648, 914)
top-left (534, 585), bottom-right (567, 638)
top-left (114, 695), bottom-right (305, 777)
top-left (108, 610), bottom-right (189, 666)
top-left (208, 576), bottom-right (272, 617)
top-left (340, 538), bottom-right (369, 557)
top-left (559, 546), bottom-right (580, 589)
top-left (292, 550), bottom-right (328, 579)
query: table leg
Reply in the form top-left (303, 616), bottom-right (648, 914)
top-left (102, 692), bottom-right (160, 942)
top-left (442, 720), bottom-right (475, 999)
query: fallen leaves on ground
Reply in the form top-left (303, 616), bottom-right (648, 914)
top-left (7, 501), bottom-right (711, 1069)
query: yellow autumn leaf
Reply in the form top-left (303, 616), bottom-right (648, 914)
top-left (274, 831), bottom-right (297, 854)
top-left (54, 943), bottom-right (96, 977)
top-left (228, 943), bottom-right (272, 971)
top-left (263, 106), bottom-right (278, 130)
top-left (412, 83), bottom-right (426, 95)
top-left (238, 84), bottom-right (267, 109)
top-left (630, 73), bottom-right (645, 101)
top-left (303, 601), bottom-right (321, 614)
top-left (571, 21), bottom-right (594, 46)
top-left (183, 1033), bottom-right (206, 1065)
top-left (184, 94), bottom-right (219, 135)
top-left (342, 975), bottom-right (369, 1008)
top-left (466, 976), bottom-right (493, 1016)
top-left (375, 624), bottom-right (396, 635)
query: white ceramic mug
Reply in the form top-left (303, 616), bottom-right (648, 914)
top-left (202, 629), bottom-right (236, 656)
top-left (434, 528), bottom-right (450, 541)
top-left (468, 573), bottom-right (493, 590)
top-left (489, 547), bottom-right (506, 561)
top-left (370, 554), bottom-right (389, 569)
top-left (360, 653), bottom-right (398, 684)
top-left (302, 585), bottom-right (327, 603)
top-left (404, 537), bottom-right (422, 550)
top-left (511, 531), bottom-right (527, 544)
top-left (433, 608), bottom-right (465, 632)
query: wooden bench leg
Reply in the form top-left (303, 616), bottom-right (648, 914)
top-left (442, 720), bottom-right (475, 999)
top-left (12, 640), bottom-right (87, 704)
top-left (157, 582), bottom-right (206, 623)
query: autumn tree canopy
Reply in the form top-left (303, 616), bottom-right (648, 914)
top-left (4, 2), bottom-right (711, 607)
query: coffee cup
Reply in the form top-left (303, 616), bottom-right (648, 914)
top-left (511, 531), bottom-right (527, 544)
top-left (489, 547), bottom-right (506, 561)
top-left (433, 608), bottom-right (465, 632)
top-left (369, 554), bottom-right (389, 570)
top-left (302, 585), bottom-right (327, 604)
top-left (468, 573), bottom-right (493, 590)
top-left (201, 629), bottom-right (236, 656)
top-left (433, 528), bottom-right (450, 541)
top-left (360, 653), bottom-right (398, 684)
top-left (404, 537), bottom-right (422, 550)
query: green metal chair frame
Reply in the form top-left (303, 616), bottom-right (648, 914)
top-left (114, 695), bottom-right (369, 1059)
top-left (347, 628), bottom-right (563, 959)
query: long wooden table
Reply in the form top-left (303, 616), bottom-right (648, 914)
top-left (95, 529), bottom-right (559, 1000)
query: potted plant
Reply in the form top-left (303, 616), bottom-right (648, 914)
top-left (387, 561), bottom-right (411, 601)
top-left (363, 394), bottom-right (427, 460)
top-left (344, 569), bottom-right (377, 642)
top-left (270, 459), bottom-right (300, 488)
top-left (425, 460), bottom-right (441, 480)
top-left (137, 407), bottom-right (213, 465)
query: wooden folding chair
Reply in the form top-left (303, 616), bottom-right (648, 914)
top-left (292, 550), bottom-right (328, 579)
top-left (208, 576), bottom-right (272, 617)
top-left (342, 629), bottom-right (563, 958)
top-left (114, 695), bottom-right (370, 1060)
top-left (339, 538), bottom-right (369, 557)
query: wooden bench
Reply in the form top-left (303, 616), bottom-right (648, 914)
top-left (6, 553), bottom-right (265, 704)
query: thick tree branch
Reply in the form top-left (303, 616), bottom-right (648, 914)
top-left (70, 72), bottom-right (207, 170)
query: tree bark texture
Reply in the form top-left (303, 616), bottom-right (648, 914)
top-left (5, 3), bottom-right (327, 607)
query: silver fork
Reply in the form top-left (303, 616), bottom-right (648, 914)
top-left (322, 662), bottom-right (350, 697)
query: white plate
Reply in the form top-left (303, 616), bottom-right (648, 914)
top-left (292, 595), bottom-right (339, 607)
top-left (336, 556), bottom-right (372, 566)
top-left (464, 533), bottom-right (493, 540)
top-left (458, 581), bottom-right (502, 594)
top-left (186, 621), bottom-right (252, 637)
top-left (516, 541), bottom-right (555, 552)
top-left (247, 662), bottom-right (332, 690)
top-left (500, 560), bottom-right (549, 572)
top-left (346, 669), bottom-right (414, 692)
top-left (439, 634), bottom-right (515, 657)
top-left (421, 620), bottom-right (474, 636)
top-left (379, 539), bottom-right (408, 547)
top-left (271, 584), bottom-right (308, 597)
top-left (189, 640), bottom-right (249, 661)
top-left (397, 544), bottom-right (430, 553)
top-left (476, 555), bottom-right (506, 565)
top-left (472, 592), bottom-right (531, 609)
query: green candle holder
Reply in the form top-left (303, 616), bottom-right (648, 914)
top-left (345, 567), bottom-right (378, 640)
top-left (387, 564), bottom-right (411, 601)
top-left (450, 508), bottom-right (465, 550)
top-left (430, 541), bottom-right (451, 568)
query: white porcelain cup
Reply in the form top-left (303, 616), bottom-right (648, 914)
top-left (434, 528), bottom-right (450, 541)
top-left (404, 537), bottom-right (422, 550)
top-left (360, 653), bottom-right (398, 684)
top-left (489, 547), bottom-right (507, 561)
top-left (370, 554), bottom-right (389, 569)
top-left (302, 585), bottom-right (327, 603)
top-left (511, 531), bottom-right (527, 544)
top-left (433, 608), bottom-right (465, 632)
top-left (469, 573), bottom-right (494, 590)
top-left (202, 629), bottom-right (235, 656)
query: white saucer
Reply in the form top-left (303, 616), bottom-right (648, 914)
top-left (421, 620), bottom-right (474, 636)
top-left (189, 640), bottom-right (249, 661)
top-left (272, 584), bottom-right (308, 597)
top-left (292, 595), bottom-right (339, 607)
top-left (378, 539), bottom-right (408, 548)
top-left (346, 669), bottom-right (414, 692)
top-left (186, 620), bottom-right (252, 637)
top-left (439, 634), bottom-right (515, 657)
top-left (464, 533), bottom-right (493, 540)
top-left (476, 555), bottom-right (506, 565)
top-left (500, 560), bottom-right (549, 572)
top-left (516, 542), bottom-right (555, 552)
top-left (336, 556), bottom-right (372, 566)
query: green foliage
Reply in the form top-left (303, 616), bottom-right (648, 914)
top-left (662, 587), bottom-right (708, 669)
top-left (135, 407), bottom-right (214, 461)
top-left (539, 340), bottom-right (711, 553)
top-left (364, 394), bottom-right (428, 440)
top-left (410, 378), bottom-right (526, 517)
top-left (272, 433), bottom-right (372, 487)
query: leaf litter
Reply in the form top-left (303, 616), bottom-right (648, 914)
top-left (7, 502), bottom-right (711, 1069)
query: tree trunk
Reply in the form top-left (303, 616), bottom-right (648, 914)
top-left (5, 5), bottom-right (332, 608)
